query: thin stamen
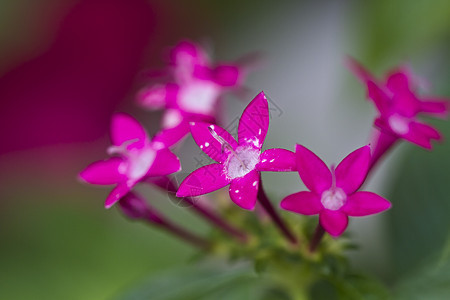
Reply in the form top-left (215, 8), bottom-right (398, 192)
top-left (107, 138), bottom-right (139, 156)
top-left (330, 164), bottom-right (336, 190)
top-left (208, 126), bottom-right (248, 170)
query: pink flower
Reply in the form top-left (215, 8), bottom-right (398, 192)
top-left (280, 144), bottom-right (391, 237)
top-left (176, 92), bottom-right (296, 210)
top-left (347, 58), bottom-right (449, 149)
top-left (79, 113), bottom-right (181, 208)
top-left (137, 40), bottom-right (249, 147)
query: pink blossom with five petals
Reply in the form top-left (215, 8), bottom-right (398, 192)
top-left (137, 40), bottom-right (250, 148)
top-left (79, 113), bottom-right (181, 208)
top-left (347, 58), bottom-right (449, 149)
top-left (176, 92), bottom-right (296, 210)
top-left (281, 144), bottom-right (391, 237)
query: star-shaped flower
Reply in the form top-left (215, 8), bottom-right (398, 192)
top-left (176, 92), bottom-right (296, 210)
top-left (79, 113), bottom-right (181, 208)
top-left (348, 58), bottom-right (449, 149)
top-left (281, 144), bottom-right (391, 237)
top-left (137, 40), bottom-right (250, 148)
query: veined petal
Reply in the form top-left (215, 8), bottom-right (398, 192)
top-left (420, 99), bottom-right (449, 118)
top-left (190, 122), bottom-right (237, 163)
top-left (229, 170), bottom-right (259, 210)
top-left (295, 144), bottom-right (332, 195)
top-left (238, 92), bottom-right (269, 149)
top-left (79, 158), bottom-right (125, 185)
top-left (319, 210), bottom-right (348, 237)
top-left (335, 145), bottom-right (371, 195)
top-left (257, 148), bottom-right (296, 172)
top-left (153, 121), bottom-right (190, 148)
top-left (176, 164), bottom-right (230, 197)
top-left (146, 148), bottom-right (181, 177)
top-left (110, 113), bottom-right (148, 147)
top-left (105, 183), bottom-right (131, 209)
top-left (343, 191), bottom-right (391, 216)
top-left (280, 191), bottom-right (322, 215)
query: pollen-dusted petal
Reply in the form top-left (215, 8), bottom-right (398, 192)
top-left (110, 113), bottom-right (148, 147)
top-left (146, 148), bottom-right (181, 177)
top-left (257, 148), bottom-right (296, 172)
top-left (105, 183), bottom-right (131, 209)
top-left (335, 145), bottom-right (371, 195)
top-left (189, 122), bottom-right (237, 163)
top-left (295, 144), bottom-right (332, 195)
top-left (343, 191), bottom-right (391, 216)
top-left (79, 158), bottom-right (125, 185)
top-left (419, 99), bottom-right (449, 118)
top-left (229, 170), bottom-right (259, 210)
top-left (153, 121), bottom-right (190, 148)
top-left (280, 191), bottom-right (322, 215)
top-left (238, 92), bottom-right (269, 149)
top-left (319, 210), bottom-right (348, 237)
top-left (176, 164), bottom-right (230, 197)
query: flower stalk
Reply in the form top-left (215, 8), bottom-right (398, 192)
top-left (258, 177), bottom-right (298, 245)
top-left (149, 176), bottom-right (248, 242)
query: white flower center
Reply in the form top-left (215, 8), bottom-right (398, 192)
top-left (225, 146), bottom-right (260, 179)
top-left (321, 188), bottom-right (346, 211)
top-left (162, 109), bottom-right (183, 129)
top-left (388, 114), bottom-right (410, 135)
top-left (127, 147), bottom-right (156, 180)
top-left (177, 81), bottom-right (220, 115)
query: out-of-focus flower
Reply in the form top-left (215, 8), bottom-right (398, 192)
top-left (80, 113), bottom-right (180, 208)
top-left (281, 144), bottom-right (391, 237)
top-left (347, 58), bottom-right (449, 149)
top-left (138, 40), bottom-right (250, 147)
top-left (176, 92), bottom-right (296, 210)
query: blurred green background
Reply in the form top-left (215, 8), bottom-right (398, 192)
top-left (1, 0), bottom-right (450, 299)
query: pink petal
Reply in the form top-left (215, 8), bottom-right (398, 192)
top-left (345, 57), bottom-right (376, 83)
top-left (137, 83), bottom-right (178, 110)
top-left (79, 158), bottom-right (125, 185)
top-left (319, 210), bottom-right (348, 237)
top-left (146, 148), bottom-right (181, 177)
top-left (386, 71), bottom-right (410, 94)
top-left (110, 113), bottom-right (148, 147)
top-left (400, 122), bottom-right (437, 149)
top-left (411, 121), bottom-right (441, 140)
top-left (335, 145), bottom-right (370, 195)
top-left (343, 191), bottom-right (391, 216)
top-left (257, 148), bottom-right (297, 172)
top-left (367, 81), bottom-right (391, 115)
top-left (105, 183), bottom-right (131, 209)
top-left (419, 99), bottom-right (449, 118)
top-left (176, 164), bottom-right (231, 197)
top-left (280, 191), bottom-right (322, 215)
top-left (153, 121), bottom-right (190, 148)
top-left (212, 65), bottom-right (241, 87)
top-left (238, 92), bottom-right (269, 149)
top-left (295, 144), bottom-right (332, 195)
top-left (189, 122), bottom-right (237, 163)
top-left (229, 170), bottom-right (259, 210)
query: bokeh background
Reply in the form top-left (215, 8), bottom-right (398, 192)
top-left (1, 0), bottom-right (450, 299)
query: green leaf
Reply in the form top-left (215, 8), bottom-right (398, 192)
top-left (115, 261), bottom-right (263, 300)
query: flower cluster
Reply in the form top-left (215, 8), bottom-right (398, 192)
top-left (80, 41), bottom-right (448, 252)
